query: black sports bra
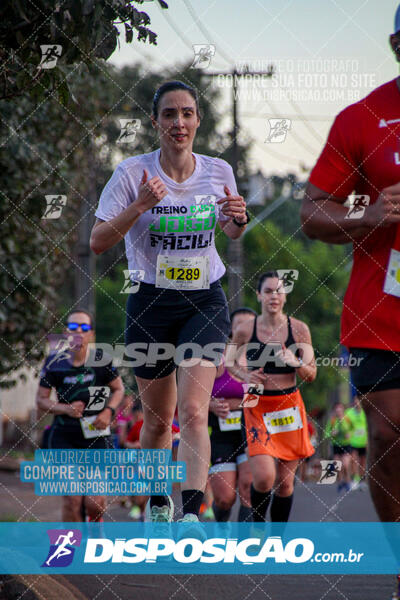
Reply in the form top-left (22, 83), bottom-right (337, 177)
top-left (246, 315), bottom-right (299, 375)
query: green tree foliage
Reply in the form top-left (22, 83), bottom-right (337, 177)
top-left (0, 1), bottom-right (165, 386)
top-left (0, 0), bottom-right (167, 102)
top-left (0, 61), bottom-right (125, 385)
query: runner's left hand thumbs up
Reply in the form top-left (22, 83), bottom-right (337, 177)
top-left (217, 185), bottom-right (247, 222)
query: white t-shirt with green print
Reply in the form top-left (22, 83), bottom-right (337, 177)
top-left (95, 149), bottom-right (237, 286)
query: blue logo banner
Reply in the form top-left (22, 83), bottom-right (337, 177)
top-left (0, 522), bottom-right (399, 574)
top-left (20, 450), bottom-right (186, 496)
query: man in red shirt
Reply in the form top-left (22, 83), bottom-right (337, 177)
top-left (126, 416), bottom-right (180, 448)
top-left (301, 6), bottom-right (400, 523)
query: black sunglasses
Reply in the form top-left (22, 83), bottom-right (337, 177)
top-left (66, 322), bottom-right (92, 332)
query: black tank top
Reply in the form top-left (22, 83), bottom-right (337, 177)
top-left (246, 315), bottom-right (298, 374)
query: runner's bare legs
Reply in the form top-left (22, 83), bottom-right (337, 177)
top-left (361, 389), bottom-right (400, 520)
top-left (136, 372), bottom-right (177, 451)
top-left (177, 361), bottom-right (217, 494)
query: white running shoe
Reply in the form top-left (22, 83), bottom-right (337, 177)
top-left (129, 505), bottom-right (142, 520)
top-left (177, 513), bottom-right (207, 541)
top-left (145, 496), bottom-right (174, 540)
top-left (215, 521), bottom-right (232, 539)
top-left (250, 522), bottom-right (269, 545)
top-left (145, 495), bottom-right (174, 523)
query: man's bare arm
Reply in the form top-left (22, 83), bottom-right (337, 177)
top-left (300, 183), bottom-right (371, 244)
top-left (301, 182), bottom-right (400, 245)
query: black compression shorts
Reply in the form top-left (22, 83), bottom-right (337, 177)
top-left (210, 435), bottom-right (247, 473)
top-left (349, 347), bottom-right (400, 394)
top-left (209, 411), bottom-right (248, 472)
top-left (125, 279), bottom-right (230, 379)
top-left (351, 446), bottom-right (367, 457)
top-left (332, 444), bottom-right (352, 456)
top-left (47, 419), bottom-right (113, 450)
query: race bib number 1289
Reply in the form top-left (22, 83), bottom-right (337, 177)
top-left (156, 255), bottom-right (210, 290)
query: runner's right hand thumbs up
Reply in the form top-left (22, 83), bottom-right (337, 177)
top-left (141, 169), bottom-right (148, 185)
top-left (135, 169), bottom-right (167, 213)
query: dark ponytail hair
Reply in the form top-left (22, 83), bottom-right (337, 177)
top-left (152, 80), bottom-right (200, 119)
top-left (257, 271), bottom-right (280, 292)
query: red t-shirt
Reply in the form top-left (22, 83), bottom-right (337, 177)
top-left (309, 79), bottom-right (400, 351)
top-left (126, 420), bottom-right (180, 444)
top-left (126, 420), bottom-right (143, 444)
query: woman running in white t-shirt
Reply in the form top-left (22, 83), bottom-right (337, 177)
top-left (90, 80), bottom-right (249, 526)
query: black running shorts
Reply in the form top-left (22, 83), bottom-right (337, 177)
top-left (47, 418), bottom-right (113, 450)
top-left (209, 435), bottom-right (248, 473)
top-left (349, 347), bottom-right (400, 395)
top-left (125, 279), bottom-right (230, 379)
top-left (332, 444), bottom-right (352, 456)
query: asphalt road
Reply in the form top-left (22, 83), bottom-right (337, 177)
top-left (66, 573), bottom-right (394, 600)
top-left (1, 470), bottom-right (396, 599)
top-left (66, 481), bottom-right (395, 600)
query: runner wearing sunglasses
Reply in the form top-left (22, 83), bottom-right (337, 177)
top-left (90, 80), bottom-right (248, 528)
top-left (66, 321), bottom-right (93, 332)
top-left (36, 309), bottom-right (124, 522)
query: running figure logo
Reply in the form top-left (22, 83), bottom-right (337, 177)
top-left (265, 119), bottom-right (291, 143)
top-left (120, 269), bottom-right (145, 294)
top-left (45, 334), bottom-right (82, 370)
top-left (194, 195), bottom-right (216, 219)
top-left (240, 383), bottom-right (263, 408)
top-left (190, 45), bottom-right (215, 69)
top-left (87, 386), bottom-right (110, 411)
top-left (42, 529), bottom-right (82, 567)
top-left (42, 195), bottom-right (67, 219)
top-left (344, 195), bottom-right (370, 219)
top-left (249, 426), bottom-right (261, 443)
top-left (117, 119), bottom-right (141, 144)
top-left (277, 269), bottom-right (299, 294)
top-left (317, 460), bottom-right (342, 484)
top-left (38, 45), bottom-right (62, 69)
top-left (248, 424), bottom-right (271, 445)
